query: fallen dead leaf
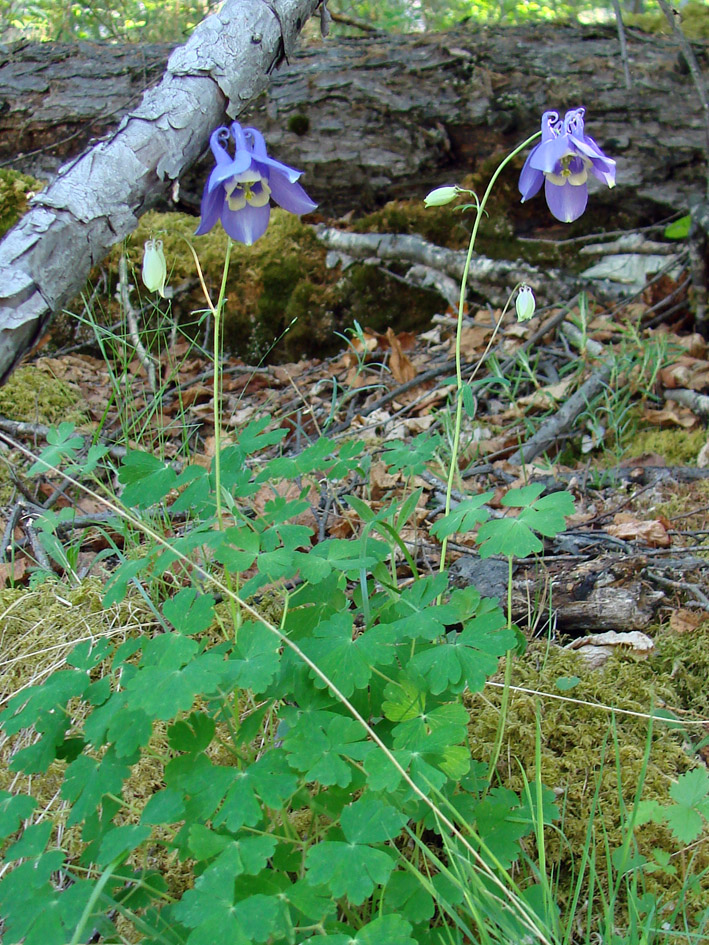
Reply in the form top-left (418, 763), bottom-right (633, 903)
top-left (0, 558), bottom-right (28, 585)
top-left (566, 629), bottom-right (655, 669)
top-left (387, 328), bottom-right (417, 384)
top-left (669, 609), bottom-right (706, 634)
top-left (606, 513), bottom-right (671, 548)
top-left (641, 405), bottom-right (697, 429)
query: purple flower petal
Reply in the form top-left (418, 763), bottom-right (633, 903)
top-left (519, 107), bottom-right (615, 223)
top-left (207, 151), bottom-right (253, 192)
top-left (544, 178), bottom-right (588, 223)
top-left (269, 170), bottom-right (318, 215)
top-left (221, 201), bottom-right (271, 245)
top-left (195, 179), bottom-right (223, 235)
top-left (519, 154), bottom-right (544, 201)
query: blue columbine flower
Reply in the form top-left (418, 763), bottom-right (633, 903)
top-left (196, 122), bottom-right (317, 245)
top-left (519, 108), bottom-right (616, 223)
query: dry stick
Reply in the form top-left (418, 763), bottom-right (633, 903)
top-left (612, 0), bottom-right (632, 89)
top-left (506, 362), bottom-right (614, 466)
top-left (664, 387), bottom-right (709, 419)
top-left (0, 427), bottom-right (554, 945)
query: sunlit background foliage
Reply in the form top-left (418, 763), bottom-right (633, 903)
top-left (0, 0), bottom-right (667, 43)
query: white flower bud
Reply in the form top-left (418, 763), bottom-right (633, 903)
top-left (424, 185), bottom-right (459, 208)
top-left (142, 239), bottom-right (167, 297)
top-left (515, 285), bottom-right (535, 322)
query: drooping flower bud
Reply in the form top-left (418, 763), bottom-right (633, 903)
top-left (516, 285), bottom-right (536, 322)
top-left (142, 239), bottom-right (167, 297)
top-left (424, 185), bottom-right (459, 208)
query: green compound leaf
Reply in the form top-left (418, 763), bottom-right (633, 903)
top-left (163, 589), bottom-right (216, 635)
top-left (124, 638), bottom-right (226, 720)
top-left (381, 433), bottom-right (441, 476)
top-left (172, 840), bottom-right (277, 945)
top-left (382, 871), bottom-right (435, 924)
top-left (301, 613), bottom-right (396, 698)
top-left (311, 536), bottom-right (391, 578)
top-left (4, 821), bottom-right (52, 861)
top-left (0, 851), bottom-right (94, 945)
top-left (300, 913), bottom-right (416, 945)
top-left (1, 668), bottom-right (89, 737)
top-left (476, 516), bottom-right (542, 558)
top-left (214, 750), bottom-right (298, 832)
top-left (97, 824), bottom-right (152, 867)
top-left (117, 450), bottom-right (178, 508)
top-left (305, 838), bottom-right (396, 905)
top-left (664, 768), bottom-right (709, 843)
top-left (477, 486), bottom-right (574, 558)
top-left (411, 608), bottom-right (516, 694)
top-left (501, 486), bottom-right (575, 536)
top-left (283, 711), bottom-right (371, 788)
top-left (382, 572), bottom-right (461, 641)
top-left (221, 620), bottom-right (281, 693)
top-left (168, 711), bottom-right (216, 754)
top-left (430, 492), bottom-right (494, 539)
top-left (211, 525), bottom-right (260, 572)
top-left (28, 422), bottom-right (84, 476)
top-left (341, 795), bottom-right (407, 844)
top-left (62, 749), bottom-right (130, 827)
top-left (0, 791), bottom-right (36, 839)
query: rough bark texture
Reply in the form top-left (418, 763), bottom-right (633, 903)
top-left (2, 22), bottom-right (708, 221)
top-left (0, 0), bottom-right (324, 383)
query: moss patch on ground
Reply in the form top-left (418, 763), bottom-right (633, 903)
top-left (465, 632), bottom-right (709, 924)
top-left (0, 364), bottom-right (85, 427)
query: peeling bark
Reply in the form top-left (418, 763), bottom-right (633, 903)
top-left (0, 0), bottom-right (323, 383)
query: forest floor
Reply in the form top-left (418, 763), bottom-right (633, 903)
top-left (2, 264), bottom-right (709, 938)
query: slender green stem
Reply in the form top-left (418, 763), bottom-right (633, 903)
top-left (486, 554), bottom-right (515, 790)
top-left (439, 131), bottom-right (540, 573)
top-left (213, 238), bottom-right (233, 530)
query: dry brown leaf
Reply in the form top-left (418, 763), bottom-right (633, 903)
top-left (387, 328), bottom-right (417, 384)
top-left (669, 609), bottom-right (705, 634)
top-left (566, 630), bottom-right (655, 669)
top-left (641, 405), bottom-right (697, 429)
top-left (516, 377), bottom-right (575, 410)
top-left (456, 325), bottom-right (492, 359)
top-left (0, 558), bottom-right (28, 585)
top-left (370, 461), bottom-right (401, 500)
top-left (606, 513), bottom-right (671, 548)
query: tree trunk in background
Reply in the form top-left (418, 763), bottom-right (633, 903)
top-left (2, 22), bottom-right (707, 223)
top-left (0, 0), bottom-right (325, 383)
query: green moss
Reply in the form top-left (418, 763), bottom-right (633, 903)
top-left (287, 113), bottom-right (310, 136)
top-left (0, 168), bottom-right (43, 237)
top-left (123, 209), bottom-right (340, 363)
top-left (622, 426), bottom-right (707, 465)
top-left (465, 640), bottom-right (709, 920)
top-left (0, 365), bottom-right (85, 426)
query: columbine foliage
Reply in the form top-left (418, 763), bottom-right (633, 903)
top-left (0, 418), bottom-right (571, 945)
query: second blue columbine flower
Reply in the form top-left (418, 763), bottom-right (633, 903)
top-left (519, 108), bottom-right (616, 223)
top-left (196, 122), bottom-right (317, 245)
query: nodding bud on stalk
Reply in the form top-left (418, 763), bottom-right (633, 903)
top-left (424, 185), bottom-right (459, 208)
top-left (142, 239), bottom-right (167, 297)
top-left (516, 285), bottom-right (536, 322)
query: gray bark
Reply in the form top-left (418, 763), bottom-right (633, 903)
top-left (0, 0), bottom-right (323, 383)
top-left (3, 23), bottom-right (709, 220)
